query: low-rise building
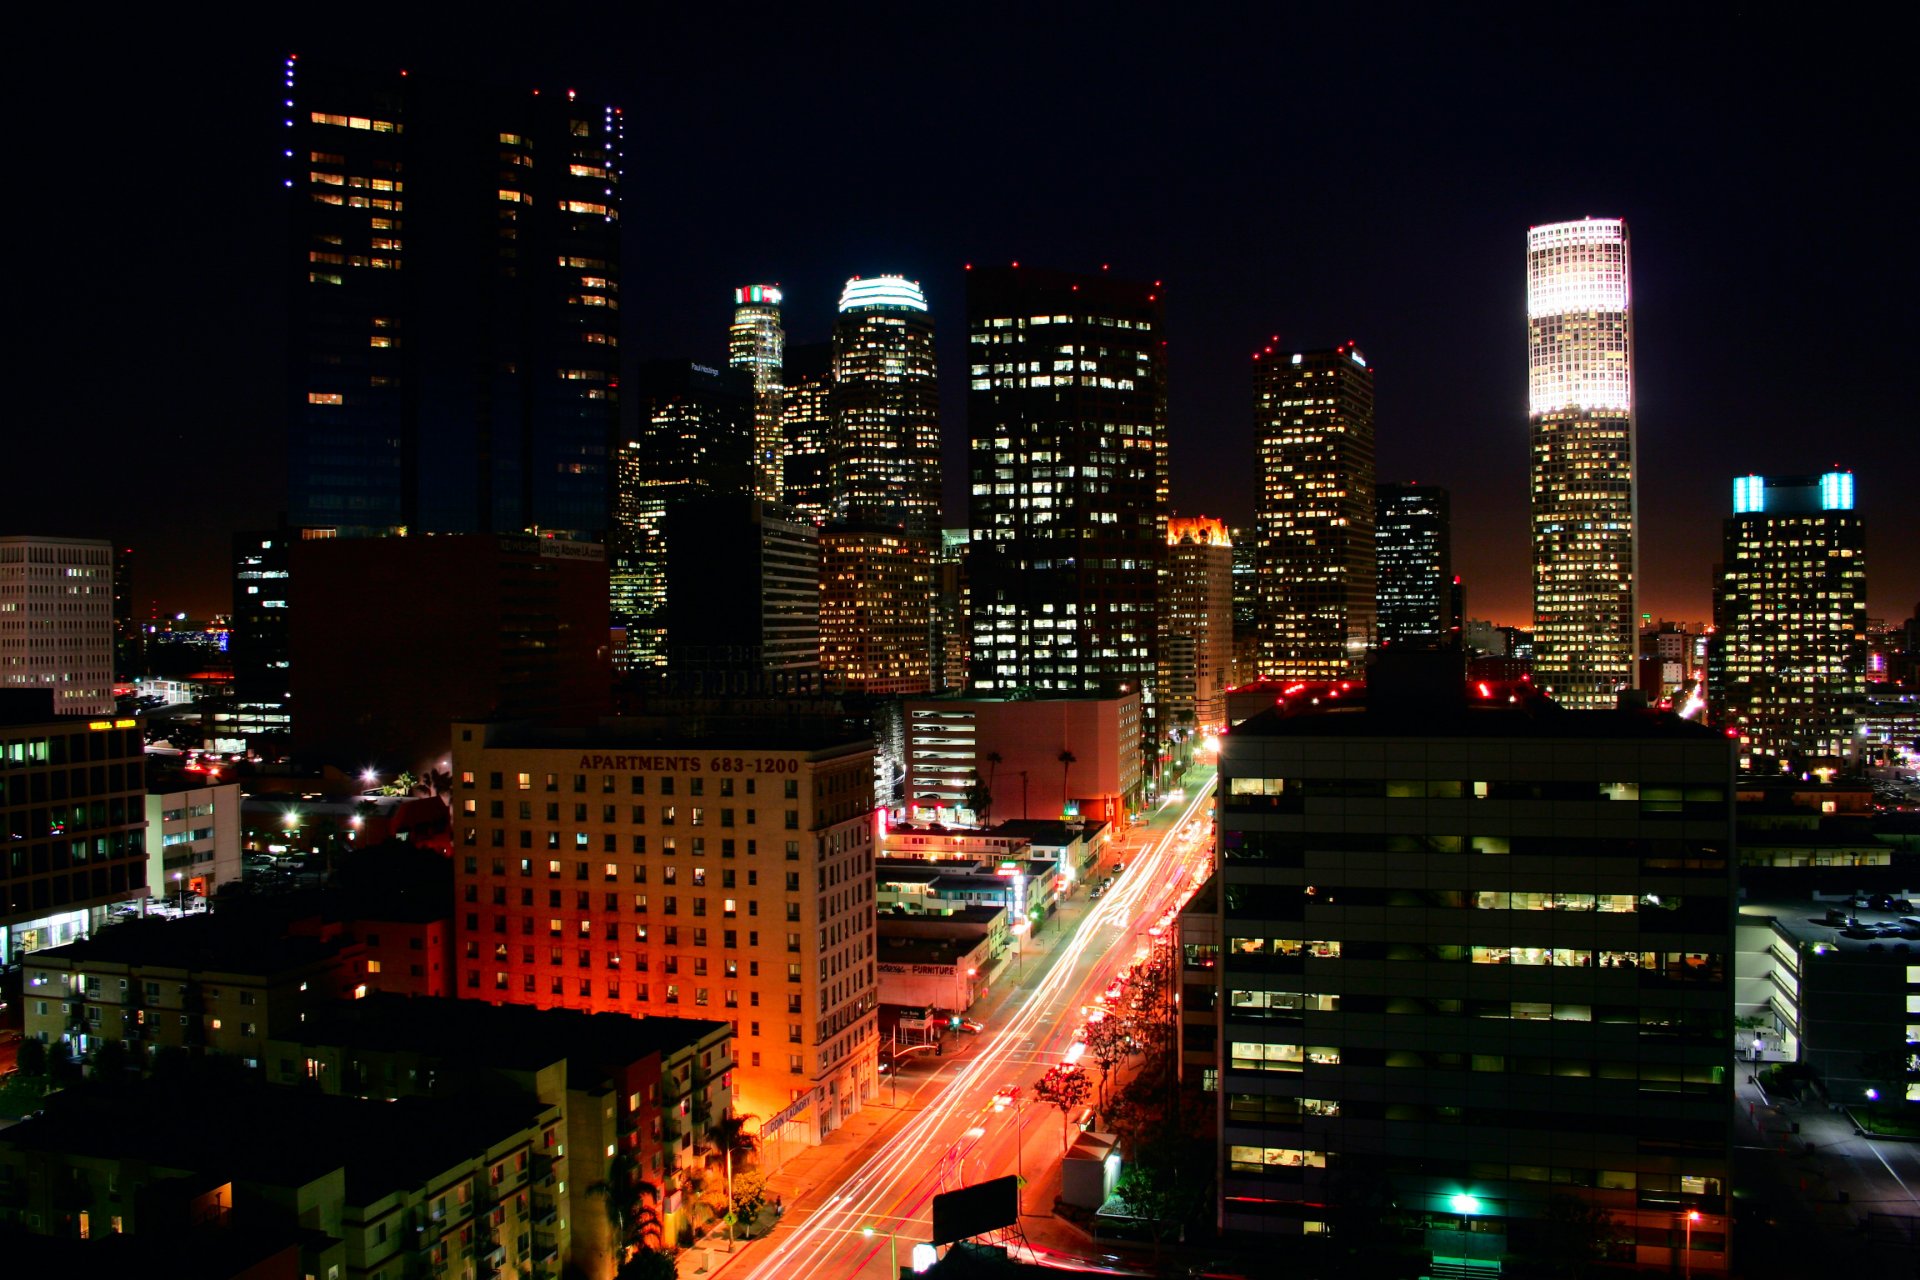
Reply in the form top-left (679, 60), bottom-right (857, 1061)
top-left (0, 1082), bottom-right (555, 1280)
top-left (1735, 896), bottom-right (1920, 1101)
top-left (901, 693), bottom-right (1143, 828)
top-left (21, 916), bottom-right (365, 1067)
top-left (265, 994), bottom-right (733, 1278)
top-left (876, 915), bottom-right (997, 1010)
top-left (877, 857), bottom-right (1053, 924)
top-left (145, 764), bottom-right (242, 904)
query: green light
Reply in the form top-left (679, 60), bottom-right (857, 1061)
top-left (1450, 1193), bottom-right (1482, 1215)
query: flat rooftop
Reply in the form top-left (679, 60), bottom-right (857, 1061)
top-left (27, 916), bottom-right (348, 976)
top-left (469, 717), bottom-right (871, 755)
top-left (1232, 689), bottom-right (1729, 741)
top-left (1741, 896), bottom-right (1920, 954)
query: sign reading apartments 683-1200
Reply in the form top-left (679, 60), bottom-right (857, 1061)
top-left (573, 752), bottom-right (799, 775)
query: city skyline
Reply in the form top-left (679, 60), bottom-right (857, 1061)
top-left (10, 10), bottom-right (1914, 629)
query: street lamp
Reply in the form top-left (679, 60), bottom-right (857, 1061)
top-left (172, 870), bottom-right (184, 913)
top-left (1683, 1209), bottom-right (1701, 1280)
top-left (862, 1225), bottom-right (897, 1278)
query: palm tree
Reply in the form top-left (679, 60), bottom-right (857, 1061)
top-left (981, 751), bottom-right (1003, 825)
top-left (1057, 749), bottom-right (1078, 818)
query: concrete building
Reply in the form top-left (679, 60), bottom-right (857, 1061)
top-left (0, 535), bottom-right (115, 717)
top-left (145, 764), bottom-right (242, 906)
top-left (1, 693), bottom-right (147, 966)
top-left (450, 717), bottom-right (879, 1144)
top-left (1, 1082), bottom-right (555, 1280)
top-left (901, 693), bottom-right (1143, 829)
top-left (21, 915), bottom-right (367, 1067)
top-left (876, 915), bottom-right (997, 1011)
top-left (267, 994), bottom-right (733, 1277)
top-left (1735, 898), bottom-right (1920, 1101)
top-left (819, 525), bottom-right (934, 696)
top-left (1209, 657), bottom-right (1734, 1272)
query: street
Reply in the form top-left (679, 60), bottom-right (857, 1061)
top-left (735, 770), bottom-right (1219, 1280)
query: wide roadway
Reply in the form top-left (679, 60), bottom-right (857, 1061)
top-left (741, 770), bottom-right (1219, 1280)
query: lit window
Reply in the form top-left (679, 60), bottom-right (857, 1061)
top-left (307, 392), bottom-right (343, 405)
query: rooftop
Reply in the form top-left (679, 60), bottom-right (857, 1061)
top-left (1742, 896), bottom-right (1920, 955)
top-left (27, 915), bottom-right (350, 976)
top-left (1230, 683), bottom-right (1728, 742)
top-left (467, 716), bottom-right (871, 756)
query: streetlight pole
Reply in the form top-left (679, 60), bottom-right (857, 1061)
top-left (173, 871), bottom-right (183, 913)
top-left (725, 1146), bottom-right (733, 1251)
top-left (1684, 1209), bottom-right (1700, 1280)
top-left (862, 1225), bottom-right (896, 1278)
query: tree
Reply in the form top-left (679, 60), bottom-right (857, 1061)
top-left (15, 1036), bottom-right (48, 1077)
top-left (1112, 1117), bottom-right (1194, 1260)
top-left (1032, 1065), bottom-right (1092, 1153)
top-left (1521, 1194), bottom-right (1622, 1278)
top-left (1859, 1047), bottom-right (1915, 1102)
top-left (1057, 750), bottom-right (1078, 816)
top-left (702, 1113), bottom-right (760, 1171)
top-left (729, 1168), bottom-right (770, 1229)
top-left (1084, 1015), bottom-right (1130, 1112)
top-left (966, 779), bottom-right (992, 824)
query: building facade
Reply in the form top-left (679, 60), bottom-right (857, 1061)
top-left (144, 771), bottom-right (242, 905)
top-left (612, 360), bottom-right (754, 670)
top-left (284, 60), bottom-right (622, 540)
top-left (1710, 473), bottom-right (1867, 771)
top-left (1253, 344), bottom-right (1376, 681)
top-left (730, 285), bottom-right (786, 503)
top-left (228, 529), bottom-right (294, 751)
top-left (965, 266), bottom-right (1169, 769)
top-left (1210, 668), bottom-right (1733, 1272)
top-left (1, 697), bottom-right (146, 966)
top-left (0, 536), bottom-right (115, 718)
top-left (779, 341), bottom-right (835, 526)
top-left (449, 719), bottom-right (880, 1142)
top-left (818, 527), bottom-right (933, 696)
top-left (287, 535), bottom-right (611, 770)
top-left (1527, 218), bottom-right (1637, 710)
top-left (1375, 482), bottom-right (1454, 647)
top-left (1163, 517), bottom-right (1235, 733)
top-left (829, 277), bottom-right (942, 538)
top-left (900, 693), bottom-right (1143, 828)
top-left (664, 495), bottom-right (819, 685)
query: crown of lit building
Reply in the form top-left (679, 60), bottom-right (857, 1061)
top-left (1167, 516), bottom-right (1231, 547)
top-left (838, 275), bottom-right (928, 313)
top-left (734, 284), bottom-right (782, 307)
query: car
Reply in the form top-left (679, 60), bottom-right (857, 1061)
top-left (957, 1018), bottom-right (985, 1034)
top-left (1111, 861), bottom-right (1125, 872)
top-left (993, 1086), bottom-right (1020, 1110)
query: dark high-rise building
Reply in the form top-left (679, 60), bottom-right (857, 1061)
top-left (1528, 218), bottom-right (1636, 709)
top-left (1710, 472), bottom-right (1867, 770)
top-left (965, 266), bottom-right (1168, 754)
top-left (284, 59), bottom-right (622, 539)
top-left (829, 277), bottom-right (941, 537)
top-left (664, 494), bottom-right (819, 685)
top-left (288, 535), bottom-right (610, 769)
top-left (1162, 517), bottom-right (1235, 732)
top-left (780, 340), bottom-right (835, 526)
top-left (1254, 343), bottom-right (1376, 679)
top-left (1208, 660), bottom-right (1734, 1272)
top-left (229, 529), bottom-right (294, 751)
top-left (1375, 482), bottom-right (1454, 646)
top-left (610, 361), bottom-right (753, 669)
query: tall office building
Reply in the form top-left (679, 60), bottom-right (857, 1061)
top-left (829, 277), bottom-right (942, 536)
top-left (1162, 517), bottom-right (1235, 731)
top-left (611, 361), bottom-right (753, 669)
top-left (730, 285), bottom-right (786, 503)
top-left (965, 265), bottom-right (1168, 759)
top-left (1710, 473), bottom-right (1867, 770)
top-left (449, 720), bottom-right (880, 1142)
top-left (1527, 218), bottom-right (1636, 709)
top-left (0, 536), bottom-right (115, 717)
top-left (1254, 343), bottom-right (1376, 680)
top-left (664, 495), bottom-right (819, 685)
top-left (819, 527), bottom-right (935, 696)
top-left (1375, 482), bottom-right (1454, 646)
top-left (229, 530), bottom-right (294, 750)
top-left (1209, 659), bottom-right (1734, 1272)
top-left (932, 529), bottom-right (970, 692)
top-left (780, 341), bottom-right (835, 526)
top-left (284, 59), bottom-right (622, 539)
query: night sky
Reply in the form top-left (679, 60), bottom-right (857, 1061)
top-left (13, 5), bottom-right (1915, 629)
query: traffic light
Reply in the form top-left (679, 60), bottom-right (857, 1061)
top-left (949, 1014), bottom-right (962, 1030)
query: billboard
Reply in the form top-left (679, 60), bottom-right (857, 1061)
top-left (930, 1175), bottom-right (1018, 1246)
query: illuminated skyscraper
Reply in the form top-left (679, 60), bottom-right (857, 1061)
top-left (829, 277), bottom-right (941, 537)
top-left (1527, 218), bottom-right (1635, 709)
top-left (780, 341), bottom-right (834, 525)
top-left (1710, 472), bottom-right (1867, 770)
top-left (1375, 482), bottom-right (1454, 646)
top-left (0, 536), bottom-right (114, 717)
top-left (729, 285), bottom-right (786, 503)
top-left (965, 266), bottom-right (1168, 755)
top-left (1162, 518), bottom-right (1234, 731)
top-left (1254, 343), bottom-right (1376, 679)
top-left (818, 526), bottom-right (934, 696)
top-left (283, 59), bottom-right (623, 539)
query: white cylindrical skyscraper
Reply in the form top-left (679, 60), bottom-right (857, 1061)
top-left (1527, 217), bottom-right (1636, 710)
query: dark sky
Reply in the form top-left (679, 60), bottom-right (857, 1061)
top-left (11, 4), bottom-right (1915, 628)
